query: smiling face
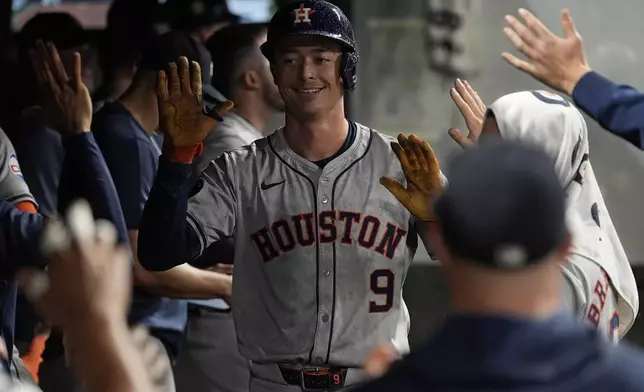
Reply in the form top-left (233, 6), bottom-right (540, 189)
top-left (271, 35), bottom-right (344, 119)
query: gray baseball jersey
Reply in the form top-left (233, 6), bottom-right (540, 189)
top-left (195, 111), bottom-right (263, 173)
top-left (188, 123), bottom-right (420, 366)
top-left (562, 255), bottom-right (620, 343)
top-left (191, 111), bottom-right (262, 311)
top-left (0, 128), bottom-right (36, 206)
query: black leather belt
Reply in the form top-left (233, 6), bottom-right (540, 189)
top-left (278, 366), bottom-right (347, 390)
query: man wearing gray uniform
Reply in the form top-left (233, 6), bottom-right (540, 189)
top-left (0, 128), bottom-right (36, 208)
top-left (197, 23), bottom-right (284, 172)
top-left (138, 1), bottom-right (443, 391)
top-left (448, 83), bottom-right (638, 342)
top-left (174, 23), bottom-right (284, 392)
top-left (0, 127), bottom-right (40, 386)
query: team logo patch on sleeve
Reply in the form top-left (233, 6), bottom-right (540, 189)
top-left (8, 154), bottom-right (24, 181)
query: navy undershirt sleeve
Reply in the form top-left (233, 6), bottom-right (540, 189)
top-left (573, 71), bottom-right (644, 149)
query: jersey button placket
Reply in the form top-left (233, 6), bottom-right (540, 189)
top-left (311, 176), bottom-right (334, 363)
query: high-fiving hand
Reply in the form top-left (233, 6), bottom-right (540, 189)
top-left (448, 79), bottom-right (486, 149)
top-left (502, 8), bottom-right (591, 96)
top-left (380, 134), bottom-right (443, 221)
top-left (157, 56), bottom-right (234, 153)
top-left (29, 40), bottom-right (92, 134)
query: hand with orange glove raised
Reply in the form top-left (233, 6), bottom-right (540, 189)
top-left (380, 134), bottom-right (444, 221)
top-left (157, 56), bottom-right (234, 163)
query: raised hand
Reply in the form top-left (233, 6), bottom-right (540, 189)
top-left (502, 8), bottom-right (591, 95)
top-left (449, 79), bottom-right (486, 149)
top-left (380, 134), bottom-right (444, 221)
top-left (29, 40), bottom-right (92, 134)
top-left (157, 57), bottom-right (233, 151)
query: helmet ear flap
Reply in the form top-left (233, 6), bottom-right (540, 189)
top-left (340, 51), bottom-right (358, 91)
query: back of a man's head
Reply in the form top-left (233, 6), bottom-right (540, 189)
top-left (19, 12), bottom-right (86, 53)
top-left (102, 0), bottom-right (164, 79)
top-left (107, 0), bottom-right (166, 33)
top-left (133, 30), bottom-right (213, 90)
top-left (433, 140), bottom-right (570, 311)
top-left (207, 23), bottom-right (267, 99)
top-left (165, 0), bottom-right (239, 42)
top-left (18, 12), bottom-right (93, 103)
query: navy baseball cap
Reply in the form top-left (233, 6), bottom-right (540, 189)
top-left (138, 31), bottom-right (213, 85)
top-left (19, 12), bottom-right (86, 51)
top-left (435, 140), bottom-right (568, 269)
top-left (165, 0), bottom-right (240, 30)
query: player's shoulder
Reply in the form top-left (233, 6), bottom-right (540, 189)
top-left (0, 126), bottom-right (10, 143)
top-left (218, 129), bottom-right (275, 165)
top-left (353, 122), bottom-right (397, 153)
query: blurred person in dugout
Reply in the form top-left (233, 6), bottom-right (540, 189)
top-left (12, 12), bottom-right (96, 216)
top-left (93, 0), bottom-right (166, 112)
top-left (173, 23), bottom-right (284, 392)
top-left (165, 0), bottom-right (240, 106)
top-left (0, 34), bottom-right (175, 392)
top-left (4, 12), bottom-right (97, 385)
top-left (44, 30), bottom-right (233, 392)
top-left (0, 125), bottom-right (41, 387)
top-left (13, 198), bottom-right (177, 392)
top-left (0, 32), bottom-right (136, 389)
top-left (166, 0), bottom-right (240, 45)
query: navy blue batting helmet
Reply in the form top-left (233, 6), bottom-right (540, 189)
top-left (261, 0), bottom-right (359, 91)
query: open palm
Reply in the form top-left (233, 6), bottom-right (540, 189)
top-left (380, 134), bottom-right (443, 221)
top-left (157, 57), bottom-right (233, 147)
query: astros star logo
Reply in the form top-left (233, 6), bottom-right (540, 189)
top-left (291, 3), bottom-right (316, 24)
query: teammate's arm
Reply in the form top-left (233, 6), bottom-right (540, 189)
top-left (0, 40), bottom-right (131, 275)
top-left (27, 40), bottom-right (130, 246)
top-left (0, 127), bottom-right (38, 216)
top-left (95, 122), bottom-right (233, 298)
top-left (571, 73), bottom-right (644, 149)
top-left (0, 200), bottom-right (45, 275)
top-left (137, 157), bottom-right (202, 271)
top-left (0, 127), bottom-right (38, 211)
top-left (129, 230), bottom-right (231, 299)
top-left (501, 8), bottom-right (644, 149)
top-left (138, 57), bottom-right (235, 272)
top-left (0, 131), bottom-right (133, 277)
top-left (57, 132), bottom-right (130, 244)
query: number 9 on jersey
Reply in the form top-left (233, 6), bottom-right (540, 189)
top-left (369, 269), bottom-right (394, 313)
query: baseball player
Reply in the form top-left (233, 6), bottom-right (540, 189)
top-left (0, 128), bottom-right (36, 212)
top-left (0, 40), bottom-right (129, 389)
top-left (174, 23), bottom-right (284, 392)
top-left (0, 126), bottom-right (40, 385)
top-left (356, 140), bottom-right (644, 392)
top-left (449, 84), bottom-right (638, 341)
top-left (138, 1), bottom-right (442, 390)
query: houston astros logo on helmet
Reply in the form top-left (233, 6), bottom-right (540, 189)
top-left (292, 3), bottom-right (316, 24)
